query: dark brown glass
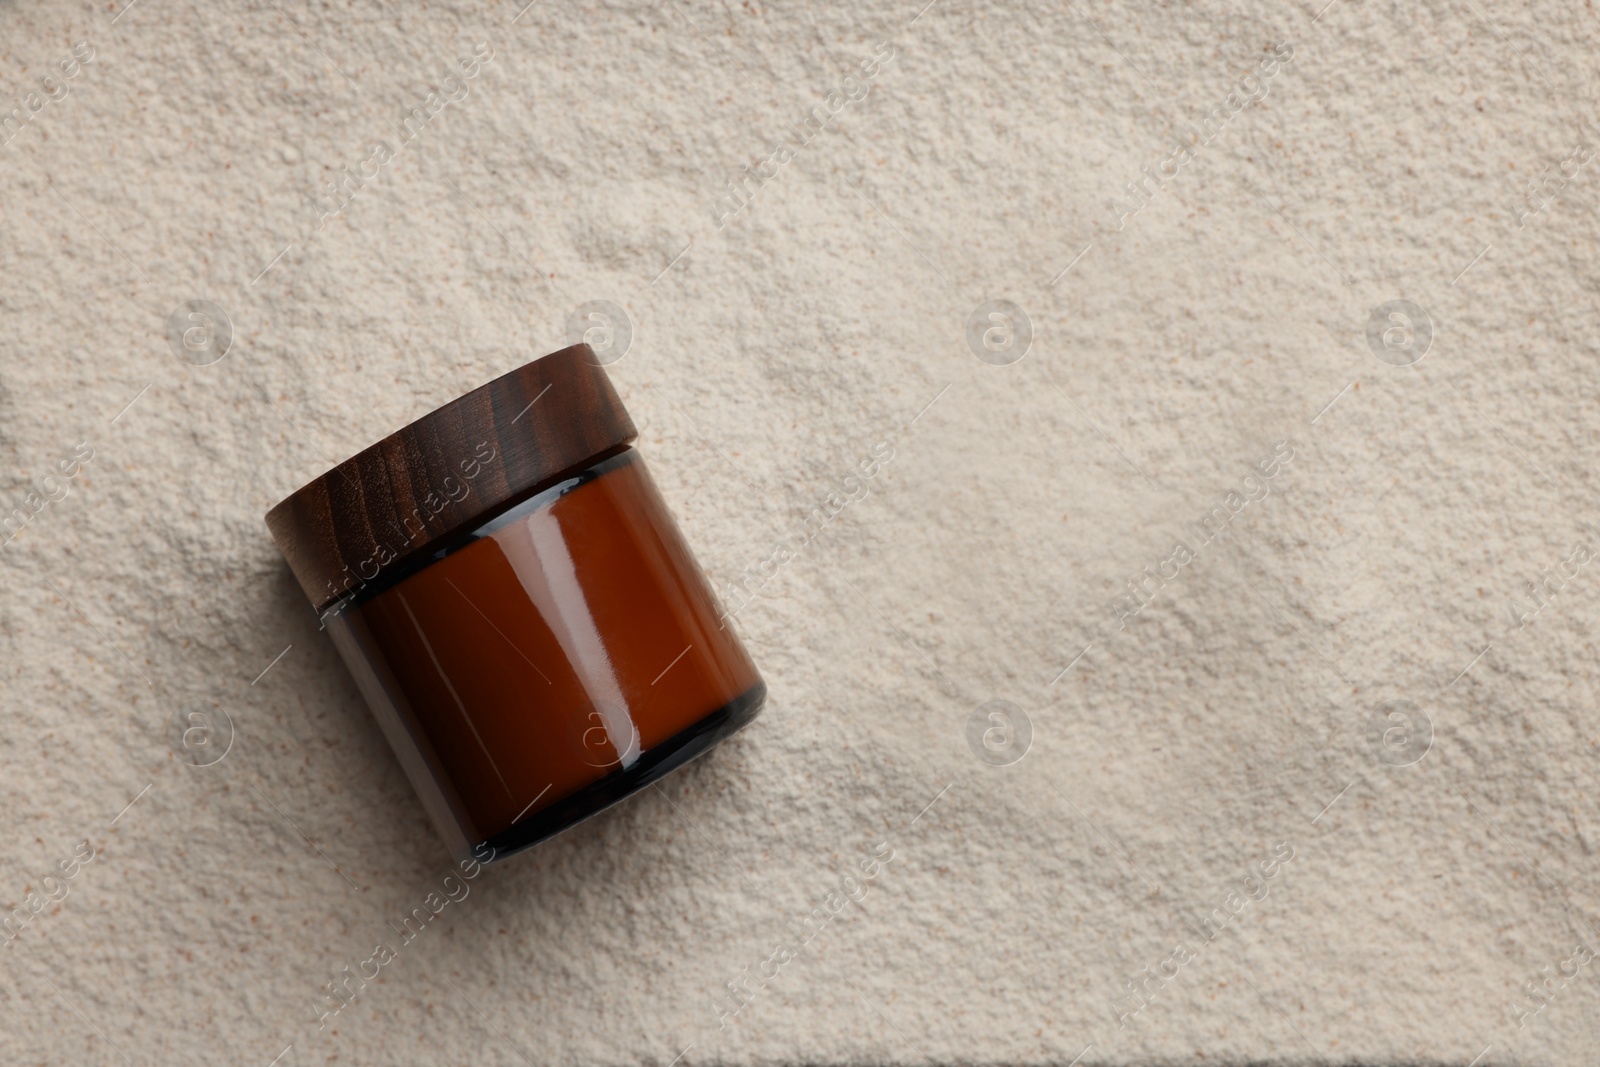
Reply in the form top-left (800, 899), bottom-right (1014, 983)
top-left (324, 447), bottom-right (763, 862)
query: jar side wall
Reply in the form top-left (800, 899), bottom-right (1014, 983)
top-left (336, 448), bottom-right (764, 846)
top-left (325, 609), bottom-right (477, 860)
top-left (353, 551), bottom-right (604, 836)
top-left (565, 452), bottom-right (762, 746)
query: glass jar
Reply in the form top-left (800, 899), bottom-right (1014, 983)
top-left (265, 346), bottom-right (764, 863)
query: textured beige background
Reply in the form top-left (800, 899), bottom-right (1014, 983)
top-left (2, 0), bottom-right (1599, 1062)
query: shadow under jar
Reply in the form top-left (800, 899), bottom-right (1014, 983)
top-left (265, 345), bottom-right (764, 864)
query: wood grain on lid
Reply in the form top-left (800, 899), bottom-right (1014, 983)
top-left (265, 344), bottom-right (636, 614)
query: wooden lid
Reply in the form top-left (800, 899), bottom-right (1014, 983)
top-left (265, 344), bottom-right (636, 614)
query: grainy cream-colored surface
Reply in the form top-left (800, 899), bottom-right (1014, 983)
top-left (2, 0), bottom-right (1599, 1062)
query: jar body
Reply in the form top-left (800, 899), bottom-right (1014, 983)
top-left (324, 447), bottom-right (763, 862)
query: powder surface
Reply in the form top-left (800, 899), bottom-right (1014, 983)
top-left (0, 0), bottom-right (1597, 1064)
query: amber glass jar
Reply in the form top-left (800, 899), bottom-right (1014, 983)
top-left (265, 346), bottom-right (764, 863)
